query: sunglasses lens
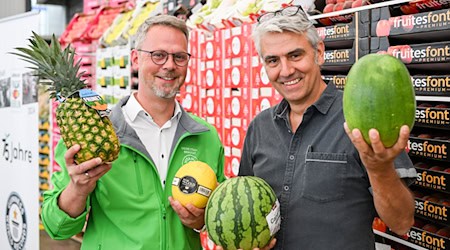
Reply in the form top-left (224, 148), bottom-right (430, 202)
top-left (257, 6), bottom-right (306, 23)
top-left (258, 12), bottom-right (274, 23)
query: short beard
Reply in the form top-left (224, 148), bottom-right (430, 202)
top-left (152, 84), bottom-right (179, 99)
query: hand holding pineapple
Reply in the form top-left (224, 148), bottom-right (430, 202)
top-left (58, 144), bottom-right (112, 218)
top-left (12, 32), bottom-right (120, 164)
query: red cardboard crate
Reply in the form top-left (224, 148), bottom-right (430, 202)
top-left (224, 88), bottom-right (252, 126)
top-left (251, 58), bottom-right (271, 87)
top-left (224, 57), bottom-right (251, 88)
top-left (180, 84), bottom-right (200, 115)
top-left (230, 126), bottom-right (245, 149)
top-left (225, 155), bottom-right (241, 178)
top-left (201, 30), bottom-right (222, 60)
top-left (223, 23), bottom-right (256, 58)
top-left (185, 58), bottom-right (200, 85)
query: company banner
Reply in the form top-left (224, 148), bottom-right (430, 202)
top-left (0, 72), bottom-right (39, 250)
top-left (0, 11), bottom-right (40, 250)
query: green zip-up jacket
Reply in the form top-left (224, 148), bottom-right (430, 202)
top-left (41, 96), bottom-right (225, 250)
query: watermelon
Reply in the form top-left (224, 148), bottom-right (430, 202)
top-left (205, 176), bottom-right (280, 250)
top-left (343, 53), bottom-right (416, 147)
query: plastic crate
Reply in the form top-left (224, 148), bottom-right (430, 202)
top-left (59, 12), bottom-right (96, 45)
top-left (85, 6), bottom-right (124, 41)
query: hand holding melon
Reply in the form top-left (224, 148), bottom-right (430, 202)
top-left (171, 161), bottom-right (218, 208)
top-left (343, 53), bottom-right (416, 148)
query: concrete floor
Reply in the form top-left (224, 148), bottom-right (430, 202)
top-left (40, 230), bottom-right (81, 250)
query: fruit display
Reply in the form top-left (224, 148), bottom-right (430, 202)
top-left (171, 161), bottom-right (217, 208)
top-left (122, 1), bottom-right (160, 42)
top-left (205, 176), bottom-right (280, 250)
top-left (85, 7), bottom-right (123, 41)
top-left (343, 53), bottom-right (416, 147)
top-left (100, 9), bottom-right (134, 46)
top-left (12, 32), bottom-right (120, 164)
top-left (59, 12), bottom-right (96, 44)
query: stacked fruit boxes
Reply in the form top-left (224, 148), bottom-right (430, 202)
top-left (369, 4), bottom-right (450, 249)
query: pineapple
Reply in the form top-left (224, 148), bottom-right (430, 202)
top-left (12, 32), bottom-right (120, 163)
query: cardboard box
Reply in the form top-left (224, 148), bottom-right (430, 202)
top-left (317, 10), bottom-right (370, 49)
top-left (251, 56), bottom-right (270, 88)
top-left (223, 23), bottom-right (256, 58)
top-left (322, 75), bottom-right (347, 90)
top-left (224, 56), bottom-right (251, 88)
top-left (322, 38), bottom-right (370, 71)
top-left (371, 38), bottom-right (450, 64)
top-left (408, 137), bottom-right (450, 162)
top-left (415, 168), bottom-right (450, 193)
top-left (372, 7), bottom-right (450, 38)
top-left (415, 197), bottom-right (450, 225)
top-left (412, 75), bottom-right (450, 96)
top-left (415, 106), bottom-right (450, 129)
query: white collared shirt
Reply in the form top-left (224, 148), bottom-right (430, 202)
top-left (122, 92), bottom-right (182, 187)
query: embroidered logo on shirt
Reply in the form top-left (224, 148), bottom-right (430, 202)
top-left (181, 147), bottom-right (199, 164)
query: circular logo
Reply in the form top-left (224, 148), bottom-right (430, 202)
top-left (231, 127), bottom-right (240, 146)
top-left (231, 67), bottom-right (241, 86)
top-left (231, 157), bottom-right (240, 176)
top-left (186, 68), bottom-right (191, 83)
top-left (260, 98), bottom-right (271, 111)
top-left (206, 69), bottom-right (214, 87)
top-left (178, 176), bottom-right (198, 194)
top-left (260, 67), bottom-right (270, 85)
top-left (6, 192), bottom-right (27, 250)
top-left (182, 155), bottom-right (198, 165)
top-left (206, 97), bottom-right (214, 115)
top-left (206, 42), bottom-right (214, 59)
top-left (182, 94), bottom-right (192, 110)
top-left (232, 37), bottom-right (241, 56)
top-left (231, 97), bottom-right (241, 116)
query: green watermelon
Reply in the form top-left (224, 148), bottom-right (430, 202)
top-left (343, 53), bottom-right (416, 147)
top-left (205, 176), bottom-right (280, 250)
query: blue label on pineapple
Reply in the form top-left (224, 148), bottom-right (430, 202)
top-left (79, 89), bottom-right (111, 117)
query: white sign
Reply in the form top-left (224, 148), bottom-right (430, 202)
top-left (0, 11), bottom-right (40, 249)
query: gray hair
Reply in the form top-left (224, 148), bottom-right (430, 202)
top-left (134, 15), bottom-right (189, 49)
top-left (252, 12), bottom-right (321, 56)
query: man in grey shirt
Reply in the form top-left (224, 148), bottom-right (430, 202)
top-left (238, 5), bottom-right (417, 250)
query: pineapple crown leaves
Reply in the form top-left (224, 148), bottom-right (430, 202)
top-left (10, 31), bottom-right (87, 98)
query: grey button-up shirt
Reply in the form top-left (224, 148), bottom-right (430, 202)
top-left (239, 83), bottom-right (416, 250)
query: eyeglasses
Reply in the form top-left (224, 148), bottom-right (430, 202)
top-left (137, 49), bottom-right (191, 67)
top-left (257, 5), bottom-right (308, 23)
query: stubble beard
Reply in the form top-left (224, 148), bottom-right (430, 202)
top-left (151, 83), bottom-right (179, 99)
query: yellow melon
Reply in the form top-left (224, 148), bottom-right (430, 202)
top-left (172, 161), bottom-right (217, 208)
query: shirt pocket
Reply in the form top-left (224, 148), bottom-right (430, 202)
top-left (301, 149), bottom-right (348, 203)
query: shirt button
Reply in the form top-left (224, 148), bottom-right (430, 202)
top-left (284, 185), bottom-right (289, 191)
top-left (289, 155), bottom-right (295, 160)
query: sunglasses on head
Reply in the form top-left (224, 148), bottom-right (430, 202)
top-left (257, 5), bottom-right (309, 23)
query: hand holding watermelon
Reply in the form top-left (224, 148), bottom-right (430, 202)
top-left (344, 122), bottom-right (411, 173)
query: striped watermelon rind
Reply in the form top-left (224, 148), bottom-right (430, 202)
top-left (205, 176), bottom-right (280, 250)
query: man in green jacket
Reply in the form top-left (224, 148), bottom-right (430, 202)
top-left (41, 15), bottom-right (225, 250)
